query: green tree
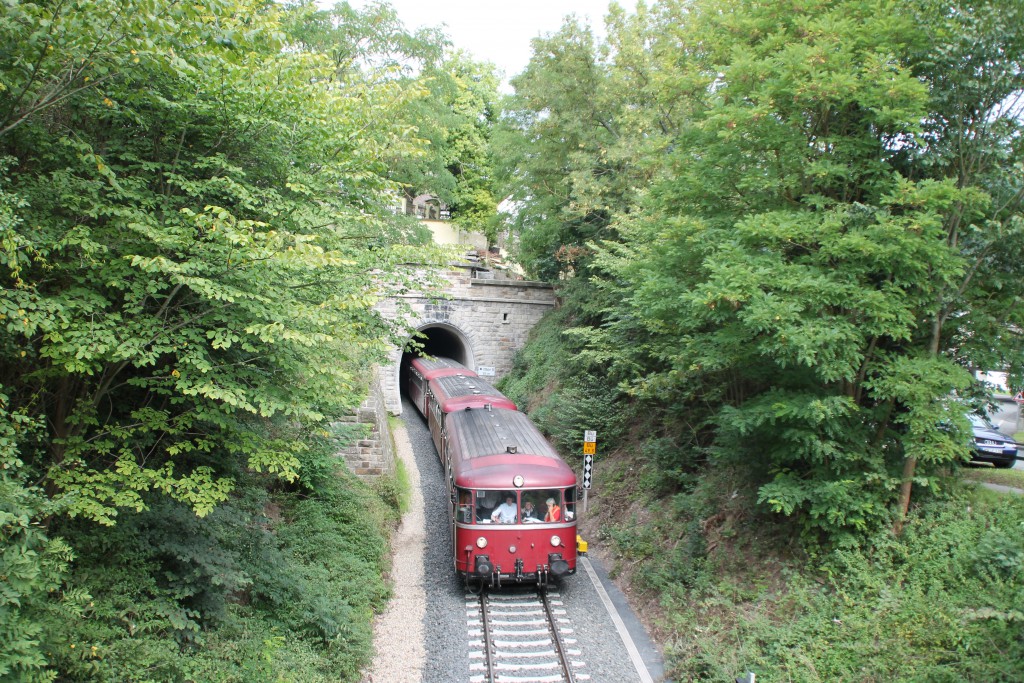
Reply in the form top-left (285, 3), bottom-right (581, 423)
top-left (500, 0), bottom-right (1024, 543)
top-left (431, 52), bottom-right (501, 241)
top-left (0, 0), bottom-right (440, 522)
top-left (594, 0), bottom-right (1024, 541)
top-left (497, 17), bottom-right (616, 280)
top-left (497, 3), bottom-right (698, 281)
top-left (888, 0), bottom-right (1024, 528)
top-left (295, 4), bottom-right (502, 243)
top-left (0, 1), bottom-right (455, 677)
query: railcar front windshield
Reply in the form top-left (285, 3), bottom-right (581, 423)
top-left (458, 488), bottom-right (579, 525)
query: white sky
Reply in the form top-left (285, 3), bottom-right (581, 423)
top-left (346, 0), bottom-right (620, 85)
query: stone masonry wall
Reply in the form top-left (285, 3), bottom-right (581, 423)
top-left (375, 265), bottom-right (557, 415)
top-left (335, 369), bottom-right (395, 478)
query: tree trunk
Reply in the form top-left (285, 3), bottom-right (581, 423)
top-left (893, 453), bottom-right (916, 536)
top-left (895, 304), bottom-right (946, 536)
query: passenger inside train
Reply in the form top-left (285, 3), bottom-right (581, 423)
top-left (491, 494), bottom-right (518, 523)
top-left (544, 497), bottom-right (561, 522)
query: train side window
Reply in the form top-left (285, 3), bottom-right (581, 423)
top-left (457, 488), bottom-right (473, 524)
top-left (536, 489), bottom-right (563, 522)
top-left (563, 486), bottom-right (577, 521)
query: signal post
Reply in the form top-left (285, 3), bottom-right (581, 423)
top-left (582, 430), bottom-right (596, 514)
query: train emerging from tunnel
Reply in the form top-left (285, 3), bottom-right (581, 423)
top-left (406, 356), bottom-right (578, 588)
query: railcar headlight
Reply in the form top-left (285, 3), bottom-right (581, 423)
top-left (476, 537), bottom-right (488, 549)
top-left (550, 535), bottom-right (561, 547)
top-left (513, 475), bottom-right (524, 488)
top-left (509, 545), bottom-right (517, 553)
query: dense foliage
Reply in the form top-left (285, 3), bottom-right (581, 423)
top-left (412, 52), bottom-right (502, 242)
top-left (500, 0), bottom-right (1024, 543)
top-left (44, 441), bottom-right (396, 682)
top-left (286, 2), bottom-right (502, 240)
top-left (0, 0), bottom-right (494, 679)
top-left (499, 0), bottom-right (1024, 678)
top-left (598, 455), bottom-right (1024, 681)
top-left (4, 0), bottom-right (1023, 677)
top-left (506, 305), bottom-right (1024, 680)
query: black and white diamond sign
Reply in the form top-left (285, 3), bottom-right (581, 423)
top-left (582, 453), bottom-right (594, 489)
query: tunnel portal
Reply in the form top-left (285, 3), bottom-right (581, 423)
top-left (409, 324), bottom-right (473, 367)
top-left (376, 270), bottom-right (556, 415)
top-left (398, 323), bottom-right (474, 401)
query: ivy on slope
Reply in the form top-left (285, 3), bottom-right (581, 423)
top-left (47, 452), bottom-right (395, 682)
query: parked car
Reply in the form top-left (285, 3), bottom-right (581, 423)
top-left (968, 414), bottom-right (1019, 468)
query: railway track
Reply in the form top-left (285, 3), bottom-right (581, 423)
top-left (467, 588), bottom-right (588, 683)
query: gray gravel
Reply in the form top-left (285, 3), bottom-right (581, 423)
top-left (372, 401), bottom-right (662, 683)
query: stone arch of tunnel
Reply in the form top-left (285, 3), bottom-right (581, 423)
top-left (374, 272), bottom-right (557, 415)
top-left (397, 322), bottom-right (476, 404)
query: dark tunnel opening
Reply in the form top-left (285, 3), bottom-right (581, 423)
top-left (399, 325), bottom-right (472, 399)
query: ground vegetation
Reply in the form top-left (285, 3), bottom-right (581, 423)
top-left (962, 465), bottom-right (1024, 490)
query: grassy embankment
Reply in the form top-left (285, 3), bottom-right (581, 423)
top-left (963, 465), bottom-right (1024, 490)
top-left (586, 456), bottom-right (1024, 682)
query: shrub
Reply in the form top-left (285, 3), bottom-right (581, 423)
top-left (661, 492), bottom-right (1024, 682)
top-left (637, 436), bottom-right (703, 497)
top-left (40, 453), bottom-right (392, 682)
top-left (0, 398), bottom-right (89, 682)
top-left (0, 477), bottom-right (86, 683)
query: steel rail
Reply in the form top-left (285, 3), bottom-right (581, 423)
top-left (539, 588), bottom-right (576, 683)
top-left (478, 591), bottom-right (497, 683)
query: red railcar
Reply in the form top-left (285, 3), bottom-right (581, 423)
top-left (407, 356), bottom-right (477, 416)
top-left (407, 357), bottom-right (578, 587)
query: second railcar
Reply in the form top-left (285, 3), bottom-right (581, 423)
top-left (407, 356), bottom-right (477, 416)
top-left (424, 373), bottom-right (517, 461)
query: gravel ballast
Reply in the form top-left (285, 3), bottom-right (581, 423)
top-left (364, 402), bottom-right (662, 682)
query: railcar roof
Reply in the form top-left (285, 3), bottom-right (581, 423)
top-left (448, 409), bottom-right (576, 488)
top-left (410, 356), bottom-right (476, 380)
top-left (430, 374), bottom-right (517, 412)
